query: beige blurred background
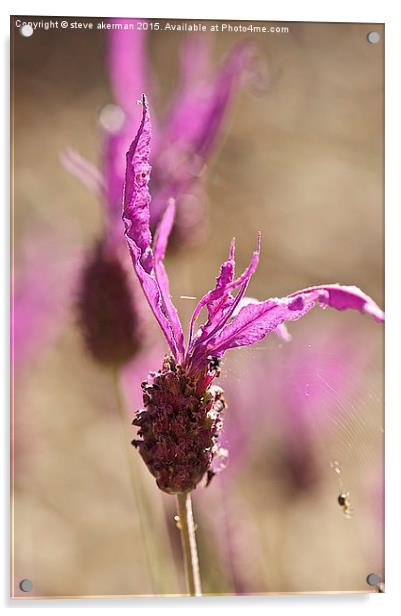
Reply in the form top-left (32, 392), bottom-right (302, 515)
top-left (11, 17), bottom-right (384, 597)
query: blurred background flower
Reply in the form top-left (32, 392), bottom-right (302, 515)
top-left (62, 18), bottom-right (255, 250)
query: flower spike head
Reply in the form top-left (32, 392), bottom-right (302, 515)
top-left (123, 99), bottom-right (384, 494)
top-left (76, 240), bottom-right (141, 367)
top-left (132, 355), bottom-right (226, 494)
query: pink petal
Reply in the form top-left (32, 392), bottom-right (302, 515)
top-left (232, 297), bottom-right (292, 341)
top-left (290, 284), bottom-right (385, 323)
top-left (154, 199), bottom-right (185, 357)
top-left (107, 20), bottom-right (150, 121)
top-left (208, 284), bottom-right (384, 355)
top-left (123, 98), bottom-right (184, 360)
top-left (123, 96), bottom-right (153, 272)
top-left (188, 238), bottom-right (236, 344)
top-left (192, 234), bottom-right (261, 349)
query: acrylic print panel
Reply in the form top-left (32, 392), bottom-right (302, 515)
top-left (11, 16), bottom-right (384, 598)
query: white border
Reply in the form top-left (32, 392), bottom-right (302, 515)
top-left (2, 0), bottom-right (401, 613)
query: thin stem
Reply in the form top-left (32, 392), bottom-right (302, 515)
top-left (111, 369), bottom-right (158, 594)
top-left (176, 492), bottom-right (202, 596)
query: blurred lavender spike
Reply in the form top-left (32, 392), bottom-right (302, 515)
top-left (12, 239), bottom-right (80, 371)
top-left (150, 39), bottom-right (255, 238)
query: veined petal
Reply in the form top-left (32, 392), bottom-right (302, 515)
top-left (125, 235), bottom-right (180, 358)
top-left (154, 199), bottom-right (185, 358)
top-left (191, 234), bottom-right (261, 349)
top-left (123, 97), bottom-right (183, 360)
top-left (188, 238), bottom-right (236, 345)
top-left (107, 19), bottom-right (149, 120)
top-left (288, 284), bottom-right (385, 323)
top-left (123, 96), bottom-right (153, 271)
top-left (207, 284), bottom-right (384, 356)
top-left (231, 296), bottom-right (292, 341)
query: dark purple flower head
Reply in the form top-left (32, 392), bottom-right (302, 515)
top-left (76, 240), bottom-right (141, 367)
top-left (124, 97), bottom-right (384, 494)
top-left (132, 355), bottom-right (226, 494)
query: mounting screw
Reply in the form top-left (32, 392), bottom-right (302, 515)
top-left (19, 579), bottom-right (33, 592)
top-left (366, 573), bottom-right (384, 592)
top-left (367, 31), bottom-right (380, 44)
top-left (20, 24), bottom-right (34, 37)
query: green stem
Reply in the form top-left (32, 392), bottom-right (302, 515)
top-left (176, 492), bottom-right (202, 596)
top-left (111, 369), bottom-right (158, 594)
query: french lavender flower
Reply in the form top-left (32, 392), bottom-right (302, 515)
top-left (123, 97), bottom-right (384, 498)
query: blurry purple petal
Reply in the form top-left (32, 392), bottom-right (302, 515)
top-left (178, 35), bottom-right (212, 90)
top-left (160, 40), bottom-right (252, 163)
top-left (104, 21), bottom-right (157, 222)
top-left (274, 323), bottom-right (292, 342)
top-left (150, 41), bottom-right (254, 229)
top-left (123, 98), bottom-right (184, 360)
top-left (13, 240), bottom-right (80, 370)
top-left (208, 284), bottom-right (384, 355)
top-left (60, 147), bottom-right (105, 195)
top-left (107, 20), bottom-right (150, 121)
